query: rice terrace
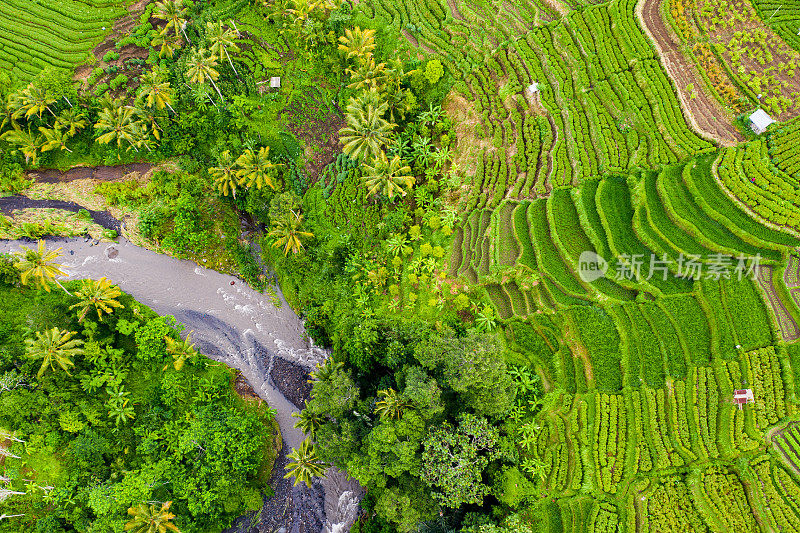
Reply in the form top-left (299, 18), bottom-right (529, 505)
top-left (3, 0), bottom-right (800, 531)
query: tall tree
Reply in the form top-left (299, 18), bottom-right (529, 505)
top-left (236, 146), bottom-right (279, 190)
top-left (152, 33), bottom-right (177, 59)
top-left (284, 439), bottom-right (328, 487)
top-left (125, 501), bottom-right (181, 533)
top-left (361, 151), bottom-right (414, 200)
top-left (38, 126), bottom-right (73, 153)
top-left (164, 333), bottom-right (198, 371)
top-left (138, 70), bottom-right (176, 113)
top-left (13, 240), bottom-right (71, 294)
top-left (339, 94), bottom-right (394, 161)
top-left (25, 328), bottom-right (85, 378)
top-left (54, 107), bottom-right (88, 137)
top-left (210, 150), bottom-right (239, 198)
top-left (94, 105), bottom-right (140, 151)
top-left (206, 21), bottom-right (240, 77)
top-left (69, 277), bottom-right (125, 322)
top-left (269, 211), bottom-right (314, 255)
top-left (185, 49), bottom-right (224, 102)
top-left (374, 388), bottom-right (414, 420)
top-left (12, 84), bottom-right (56, 119)
top-left (153, 0), bottom-right (189, 43)
top-left (337, 26), bottom-right (376, 62)
top-left (0, 127), bottom-right (43, 165)
top-left (346, 56), bottom-right (388, 91)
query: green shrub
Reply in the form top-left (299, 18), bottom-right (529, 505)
top-left (102, 50), bottom-right (120, 62)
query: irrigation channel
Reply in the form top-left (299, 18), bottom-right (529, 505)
top-left (0, 233), bottom-right (362, 533)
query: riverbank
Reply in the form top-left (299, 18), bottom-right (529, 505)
top-left (1, 237), bottom-right (362, 532)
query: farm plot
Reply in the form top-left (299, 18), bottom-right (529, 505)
top-left (0, 0), bottom-right (126, 84)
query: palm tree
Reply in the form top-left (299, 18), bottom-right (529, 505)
top-left (38, 126), bottom-right (73, 153)
top-left (210, 150), bottom-right (239, 198)
top-left (269, 211), bottom-right (313, 255)
top-left (152, 33), bottom-right (177, 59)
top-left (13, 84), bottom-right (56, 119)
top-left (374, 388), bottom-right (413, 419)
top-left (339, 96), bottom-right (394, 161)
top-left (25, 328), bottom-right (84, 378)
top-left (236, 147), bottom-right (279, 190)
top-left (186, 49), bottom-right (224, 102)
top-left (125, 501), bottom-right (180, 533)
top-left (54, 107), bottom-right (88, 137)
top-left (69, 277), bottom-right (124, 322)
top-left (132, 103), bottom-right (163, 141)
top-left (13, 240), bottom-right (71, 294)
top-left (138, 70), bottom-right (176, 113)
top-left (362, 151), bottom-right (414, 200)
top-left (346, 56), bottom-right (387, 91)
top-left (0, 127), bottom-right (43, 165)
top-left (153, 0), bottom-right (189, 43)
top-left (164, 333), bottom-right (197, 371)
top-left (292, 401), bottom-right (322, 437)
top-left (206, 21), bottom-right (240, 77)
top-left (308, 358), bottom-right (343, 383)
top-left (338, 26), bottom-right (376, 61)
top-left (94, 106), bottom-right (140, 151)
top-left (284, 439), bottom-right (328, 487)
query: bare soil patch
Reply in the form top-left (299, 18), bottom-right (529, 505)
top-left (637, 0), bottom-right (743, 146)
top-left (28, 163), bottom-right (154, 184)
top-left (282, 101), bottom-right (346, 181)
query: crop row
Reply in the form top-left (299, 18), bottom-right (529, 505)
top-left (744, 346), bottom-right (789, 428)
top-left (749, 454), bottom-right (800, 531)
top-left (593, 392), bottom-right (626, 493)
top-left (717, 140), bottom-right (800, 229)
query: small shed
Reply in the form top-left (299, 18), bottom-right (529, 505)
top-left (749, 109), bottom-right (775, 134)
top-left (526, 82), bottom-right (540, 95)
top-left (733, 389), bottom-right (754, 409)
top-left (270, 76), bottom-right (281, 89)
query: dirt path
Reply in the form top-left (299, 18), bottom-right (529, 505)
top-left (636, 0), bottom-right (743, 147)
top-left (446, 0), bottom-right (466, 20)
top-left (0, 237), bottom-right (362, 533)
top-left (0, 196), bottom-right (120, 232)
top-left (27, 163), bottom-right (153, 184)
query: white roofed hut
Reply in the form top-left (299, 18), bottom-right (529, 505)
top-left (749, 109), bottom-right (776, 134)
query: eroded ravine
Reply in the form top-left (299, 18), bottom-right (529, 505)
top-left (0, 237), bottom-right (362, 532)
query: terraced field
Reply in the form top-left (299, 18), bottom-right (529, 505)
top-left (0, 0), bottom-right (126, 83)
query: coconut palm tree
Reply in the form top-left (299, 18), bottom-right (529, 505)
top-left (374, 388), bottom-right (414, 419)
top-left (13, 84), bottom-right (56, 119)
top-left (13, 240), bottom-right (71, 294)
top-left (153, 0), bottom-right (189, 43)
top-left (125, 501), bottom-right (180, 533)
top-left (25, 328), bottom-right (85, 378)
top-left (236, 146), bottom-right (279, 190)
top-left (308, 358), bottom-right (343, 383)
top-left (339, 95), bottom-right (394, 162)
top-left (346, 56), bottom-right (387, 91)
top-left (292, 402), bottom-right (323, 437)
top-left (186, 49), bottom-right (224, 102)
top-left (54, 107), bottom-right (88, 137)
top-left (94, 105), bottom-right (140, 151)
top-left (210, 150), bottom-right (239, 198)
top-left (362, 151), bottom-right (414, 200)
top-left (164, 333), bottom-right (197, 371)
top-left (337, 26), bottom-right (376, 62)
top-left (269, 211), bottom-right (314, 255)
top-left (132, 103), bottom-right (163, 142)
top-left (152, 33), bottom-right (177, 59)
top-left (284, 439), bottom-right (328, 487)
top-left (0, 127), bottom-right (43, 165)
top-left (38, 126), bottom-right (73, 153)
top-left (69, 277), bottom-right (125, 323)
top-left (138, 70), bottom-right (176, 113)
top-left (206, 21), bottom-right (240, 77)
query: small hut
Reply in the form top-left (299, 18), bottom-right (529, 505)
top-left (733, 389), bottom-right (754, 410)
top-left (749, 109), bottom-right (775, 134)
